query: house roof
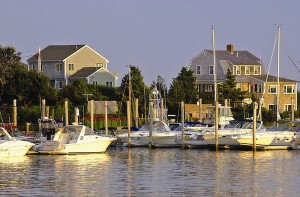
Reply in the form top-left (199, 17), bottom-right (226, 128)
top-left (206, 50), bottom-right (261, 65)
top-left (250, 75), bottom-right (298, 83)
top-left (69, 67), bottom-right (101, 78)
top-left (27, 45), bottom-right (86, 62)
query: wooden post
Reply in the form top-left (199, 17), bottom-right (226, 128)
top-left (215, 101), bottom-right (219, 150)
top-left (135, 99), bottom-right (139, 128)
top-left (127, 101), bottom-right (131, 147)
top-left (224, 99), bottom-right (228, 107)
top-left (253, 102), bottom-right (257, 152)
top-left (46, 106), bottom-right (50, 119)
top-left (149, 101), bottom-right (153, 148)
top-left (26, 122), bottom-right (30, 134)
top-left (181, 101), bottom-right (185, 148)
top-left (90, 100), bottom-right (94, 131)
top-left (161, 98), bottom-right (164, 122)
top-left (198, 99), bottom-right (202, 122)
top-left (42, 99), bottom-right (46, 119)
top-left (64, 100), bottom-right (68, 126)
top-left (292, 98), bottom-right (295, 122)
top-left (105, 101), bottom-right (108, 136)
top-left (75, 107), bottom-right (79, 125)
top-left (13, 99), bottom-right (17, 127)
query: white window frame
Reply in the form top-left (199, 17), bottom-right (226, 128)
top-left (268, 85), bottom-right (277, 94)
top-left (96, 63), bottom-right (104, 68)
top-left (236, 66), bottom-right (241, 75)
top-left (68, 63), bottom-right (74, 71)
top-left (106, 81), bottom-right (113, 87)
top-left (284, 104), bottom-right (292, 112)
top-left (196, 65), bottom-right (201, 75)
top-left (209, 65), bottom-right (214, 75)
top-left (245, 66), bottom-right (250, 75)
top-left (56, 63), bottom-right (63, 72)
top-left (254, 66), bottom-right (259, 75)
top-left (284, 85), bottom-right (295, 94)
top-left (268, 104), bottom-right (277, 112)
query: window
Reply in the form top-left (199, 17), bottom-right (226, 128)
top-left (268, 85), bottom-right (277, 94)
top-left (284, 85), bottom-right (295, 94)
top-left (236, 83), bottom-right (242, 91)
top-left (269, 104), bottom-right (277, 112)
top-left (56, 63), bottom-right (63, 71)
top-left (93, 81), bottom-right (98, 85)
top-left (41, 64), bottom-right (43, 71)
top-left (245, 66), bottom-right (250, 75)
top-left (254, 66), bottom-right (259, 75)
top-left (69, 63), bottom-right (74, 71)
top-left (106, 81), bottom-right (113, 87)
top-left (96, 63), bottom-right (104, 68)
top-left (56, 81), bottom-right (63, 89)
top-left (196, 65), bottom-right (201, 75)
top-left (254, 84), bottom-right (262, 93)
top-left (236, 66), bottom-right (241, 75)
top-left (31, 64), bottom-right (37, 70)
top-left (209, 65), bottom-right (214, 75)
top-left (284, 104), bottom-right (292, 112)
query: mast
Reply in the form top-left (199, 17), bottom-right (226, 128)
top-left (212, 27), bottom-right (217, 102)
top-left (277, 26), bottom-right (280, 122)
top-left (212, 27), bottom-right (219, 150)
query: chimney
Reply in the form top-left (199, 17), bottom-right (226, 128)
top-left (227, 44), bottom-right (234, 54)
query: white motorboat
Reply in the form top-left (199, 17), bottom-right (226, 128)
top-left (202, 120), bottom-right (264, 148)
top-left (234, 125), bottom-right (300, 150)
top-left (34, 125), bottom-right (116, 154)
top-left (117, 121), bottom-right (180, 147)
top-left (0, 127), bottom-right (34, 157)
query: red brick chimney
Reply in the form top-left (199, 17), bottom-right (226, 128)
top-left (227, 44), bottom-right (234, 54)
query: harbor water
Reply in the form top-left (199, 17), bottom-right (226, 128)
top-left (1, 147), bottom-right (300, 197)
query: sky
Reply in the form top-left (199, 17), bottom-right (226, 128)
top-left (1, 0), bottom-right (300, 88)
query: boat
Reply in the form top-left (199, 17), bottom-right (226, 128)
top-left (234, 124), bottom-right (300, 150)
top-left (178, 105), bottom-right (234, 148)
top-left (116, 121), bottom-right (178, 147)
top-left (0, 127), bottom-right (34, 156)
top-left (202, 119), bottom-right (265, 149)
top-left (34, 124), bottom-right (116, 154)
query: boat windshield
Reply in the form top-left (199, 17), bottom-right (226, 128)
top-left (62, 126), bottom-right (83, 134)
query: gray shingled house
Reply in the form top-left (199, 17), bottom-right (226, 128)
top-left (27, 45), bottom-right (118, 89)
top-left (188, 44), bottom-right (297, 113)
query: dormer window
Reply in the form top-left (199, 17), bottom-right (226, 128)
top-left (236, 66), bottom-right (241, 75)
top-left (254, 66), bottom-right (259, 75)
top-left (245, 66), bottom-right (250, 75)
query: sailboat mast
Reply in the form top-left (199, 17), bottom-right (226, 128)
top-left (277, 26), bottom-right (280, 121)
top-left (212, 27), bottom-right (217, 102)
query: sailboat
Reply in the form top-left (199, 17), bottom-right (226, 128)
top-left (233, 26), bottom-right (298, 150)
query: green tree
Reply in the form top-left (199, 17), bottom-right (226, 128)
top-left (3, 68), bottom-right (57, 107)
top-left (168, 67), bottom-right (197, 115)
top-left (118, 65), bottom-right (149, 117)
top-left (0, 45), bottom-right (23, 102)
top-left (218, 69), bottom-right (245, 106)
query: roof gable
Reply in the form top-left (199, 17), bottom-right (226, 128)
top-left (69, 67), bottom-right (118, 79)
top-left (27, 45), bottom-right (86, 62)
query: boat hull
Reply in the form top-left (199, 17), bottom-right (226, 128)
top-left (37, 137), bottom-right (115, 154)
top-left (0, 141), bottom-right (34, 157)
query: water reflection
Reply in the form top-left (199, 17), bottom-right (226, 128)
top-left (1, 149), bottom-right (300, 196)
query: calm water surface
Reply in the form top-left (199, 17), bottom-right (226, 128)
top-left (1, 147), bottom-right (300, 197)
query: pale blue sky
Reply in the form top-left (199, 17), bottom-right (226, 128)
top-left (1, 0), bottom-right (299, 87)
